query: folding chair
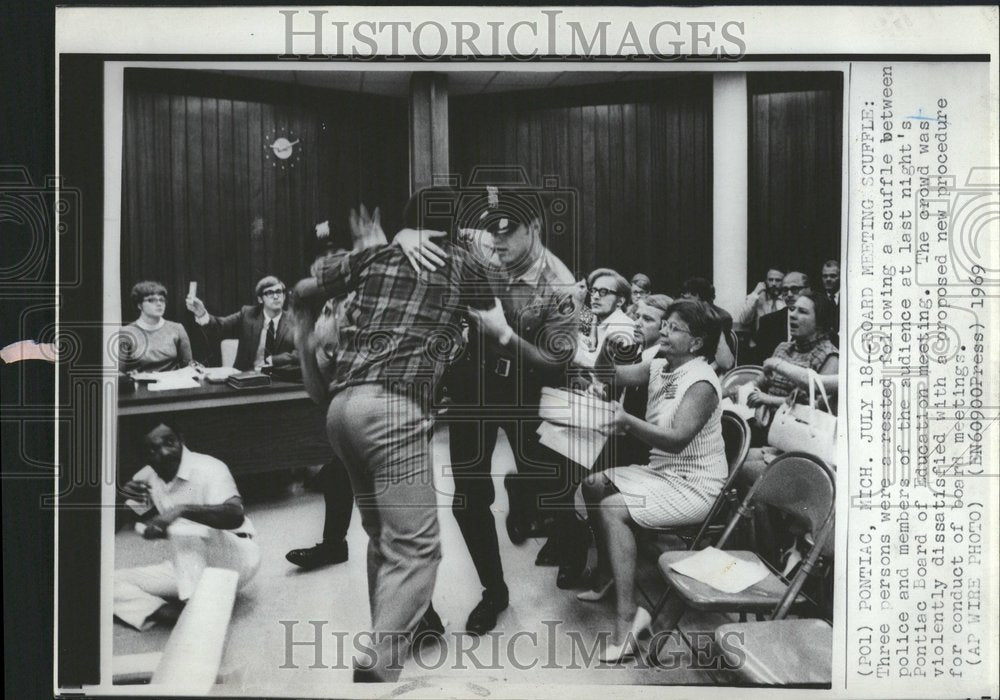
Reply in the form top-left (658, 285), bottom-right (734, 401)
top-left (652, 452), bottom-right (835, 628)
top-left (643, 410), bottom-right (751, 615)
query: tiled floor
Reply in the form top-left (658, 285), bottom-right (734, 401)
top-left (113, 427), bottom-right (734, 695)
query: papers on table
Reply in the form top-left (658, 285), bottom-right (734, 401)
top-left (668, 546), bottom-right (771, 593)
top-left (132, 366), bottom-right (202, 391)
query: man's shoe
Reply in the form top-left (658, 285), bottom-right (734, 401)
top-left (506, 514), bottom-right (528, 545)
top-left (534, 536), bottom-right (561, 566)
top-left (285, 541), bottom-right (349, 569)
top-left (466, 589), bottom-right (509, 635)
top-left (412, 603), bottom-right (445, 647)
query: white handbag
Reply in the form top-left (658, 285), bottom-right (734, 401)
top-left (767, 370), bottom-right (838, 468)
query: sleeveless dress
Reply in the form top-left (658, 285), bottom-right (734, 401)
top-left (603, 356), bottom-right (727, 528)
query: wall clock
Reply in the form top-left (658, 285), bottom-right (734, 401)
top-left (265, 130), bottom-right (302, 171)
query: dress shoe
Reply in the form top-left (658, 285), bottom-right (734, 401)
top-left (506, 514), bottom-right (528, 545)
top-left (534, 536), bottom-right (561, 566)
top-left (576, 577), bottom-right (614, 602)
top-left (465, 588), bottom-right (509, 636)
top-left (285, 541), bottom-right (349, 569)
top-left (412, 603), bottom-right (445, 646)
top-left (599, 606), bottom-right (652, 663)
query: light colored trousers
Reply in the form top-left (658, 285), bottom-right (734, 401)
top-left (326, 384), bottom-right (441, 682)
top-left (114, 523), bottom-right (260, 630)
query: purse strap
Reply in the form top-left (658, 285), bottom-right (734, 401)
top-left (808, 370), bottom-right (834, 414)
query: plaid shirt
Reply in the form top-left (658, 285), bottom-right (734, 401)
top-left (314, 243), bottom-right (492, 397)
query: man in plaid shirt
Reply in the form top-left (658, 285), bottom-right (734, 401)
top-left (292, 188), bottom-right (492, 682)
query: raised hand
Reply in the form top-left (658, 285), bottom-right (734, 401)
top-left (349, 204), bottom-right (388, 252)
top-left (185, 295), bottom-right (207, 318)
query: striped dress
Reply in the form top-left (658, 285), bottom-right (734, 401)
top-left (603, 356), bottom-right (727, 528)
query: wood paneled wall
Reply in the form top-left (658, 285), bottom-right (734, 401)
top-left (121, 69), bottom-right (409, 361)
top-left (450, 77), bottom-right (714, 295)
top-left (747, 72), bottom-right (843, 287)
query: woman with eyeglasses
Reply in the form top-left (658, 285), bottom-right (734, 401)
top-left (580, 300), bottom-right (727, 662)
top-left (119, 281), bottom-right (193, 372)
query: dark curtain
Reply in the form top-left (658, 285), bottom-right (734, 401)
top-left (450, 76), bottom-right (713, 296)
top-left (120, 69), bottom-right (409, 362)
top-left (748, 72), bottom-right (843, 287)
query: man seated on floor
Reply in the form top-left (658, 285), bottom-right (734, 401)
top-left (114, 422), bottom-right (260, 630)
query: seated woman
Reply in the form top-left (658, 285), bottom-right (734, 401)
top-left (581, 300), bottom-right (727, 662)
top-left (119, 281), bottom-right (192, 372)
top-left (743, 289), bottom-right (839, 480)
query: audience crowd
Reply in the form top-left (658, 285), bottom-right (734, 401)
top-left (117, 187), bottom-right (840, 679)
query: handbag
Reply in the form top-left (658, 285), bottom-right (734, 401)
top-left (767, 370), bottom-right (838, 467)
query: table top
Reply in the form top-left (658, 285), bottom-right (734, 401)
top-left (118, 379), bottom-right (312, 415)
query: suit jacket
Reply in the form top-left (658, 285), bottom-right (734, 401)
top-left (201, 305), bottom-right (298, 371)
top-left (755, 308), bottom-right (789, 362)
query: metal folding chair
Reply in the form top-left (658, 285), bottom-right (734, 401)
top-left (652, 451), bottom-right (835, 626)
top-left (642, 410), bottom-right (752, 615)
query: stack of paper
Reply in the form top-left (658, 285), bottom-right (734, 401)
top-left (135, 366), bottom-right (202, 391)
top-left (537, 421), bottom-right (607, 470)
top-left (668, 546), bottom-right (771, 593)
top-left (536, 388), bottom-right (613, 469)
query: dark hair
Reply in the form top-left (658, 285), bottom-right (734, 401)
top-left (255, 275), bottom-right (285, 299)
top-left (140, 418), bottom-right (183, 441)
top-left (664, 299), bottom-right (721, 361)
top-left (630, 273), bottom-right (651, 291)
top-left (130, 280), bottom-right (168, 307)
top-left (822, 259), bottom-right (840, 270)
top-left (681, 277), bottom-right (716, 303)
top-left (587, 267), bottom-right (631, 308)
top-left (794, 289), bottom-right (838, 336)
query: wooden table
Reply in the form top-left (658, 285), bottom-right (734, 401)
top-left (117, 380), bottom-right (331, 478)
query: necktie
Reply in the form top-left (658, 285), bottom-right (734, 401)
top-left (265, 320), bottom-right (276, 360)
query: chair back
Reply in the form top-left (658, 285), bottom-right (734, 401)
top-left (718, 451), bottom-right (836, 620)
top-left (748, 452), bottom-right (835, 537)
top-left (220, 339), bottom-right (238, 368)
top-left (721, 364), bottom-right (764, 399)
top-left (721, 410), bottom-right (751, 474)
top-left (684, 410), bottom-right (752, 550)
top-left (726, 329), bottom-right (741, 367)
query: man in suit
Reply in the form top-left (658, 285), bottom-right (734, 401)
top-left (822, 260), bottom-right (841, 306)
top-left (754, 270), bottom-right (811, 362)
top-left (186, 276), bottom-right (298, 371)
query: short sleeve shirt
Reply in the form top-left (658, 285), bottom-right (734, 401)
top-left (132, 447), bottom-right (255, 536)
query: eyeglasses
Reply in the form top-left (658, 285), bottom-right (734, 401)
top-left (142, 295), bottom-right (166, 303)
top-left (589, 287), bottom-right (618, 299)
top-left (779, 285), bottom-right (805, 295)
top-left (661, 321), bottom-right (693, 335)
top-left (261, 289), bottom-right (286, 298)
